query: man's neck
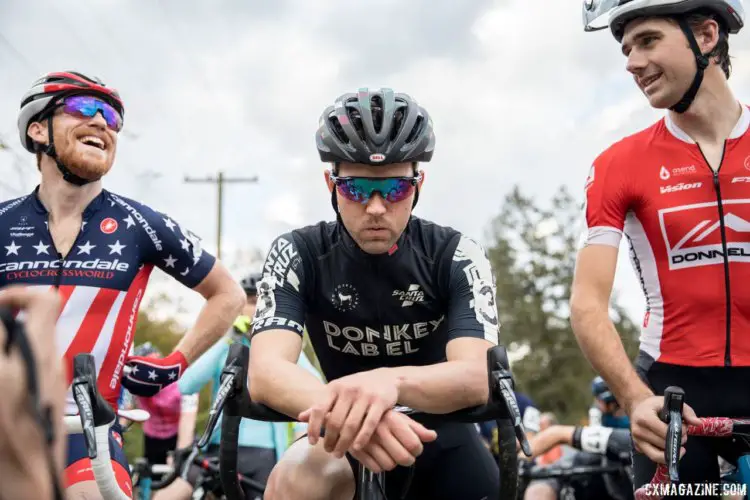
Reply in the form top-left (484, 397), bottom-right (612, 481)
top-left (667, 70), bottom-right (742, 144)
top-left (37, 160), bottom-right (102, 221)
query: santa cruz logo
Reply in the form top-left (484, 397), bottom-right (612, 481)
top-left (331, 284), bottom-right (359, 312)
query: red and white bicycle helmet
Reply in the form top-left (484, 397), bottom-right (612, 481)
top-left (17, 71), bottom-right (124, 153)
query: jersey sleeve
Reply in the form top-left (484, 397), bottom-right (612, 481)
top-left (111, 194), bottom-right (216, 288)
top-left (251, 233), bottom-right (307, 336)
top-left (178, 338), bottom-right (229, 395)
top-left (579, 147), bottom-right (632, 249)
top-left (446, 235), bottom-right (500, 345)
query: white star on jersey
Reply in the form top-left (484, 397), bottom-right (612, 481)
top-left (148, 370), bottom-right (157, 381)
top-left (33, 241), bottom-right (50, 255)
top-left (180, 267), bottom-right (190, 276)
top-left (77, 241), bottom-right (96, 255)
top-left (164, 255), bottom-right (177, 268)
top-left (124, 215), bottom-right (136, 229)
top-left (168, 371), bottom-right (177, 380)
top-left (4, 241), bottom-right (20, 255)
top-left (164, 218), bottom-right (176, 231)
top-left (108, 240), bottom-right (126, 255)
top-left (180, 238), bottom-right (190, 251)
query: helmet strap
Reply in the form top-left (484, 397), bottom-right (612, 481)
top-left (670, 17), bottom-right (710, 114)
top-left (42, 116), bottom-right (95, 187)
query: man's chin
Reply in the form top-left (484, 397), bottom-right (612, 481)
top-left (356, 238), bottom-right (394, 255)
top-left (61, 156), bottom-right (112, 181)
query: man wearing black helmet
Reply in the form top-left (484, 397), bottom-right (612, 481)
top-left (573, 0), bottom-right (750, 494)
top-left (1, 71), bottom-right (245, 499)
top-left (248, 88), bottom-right (501, 499)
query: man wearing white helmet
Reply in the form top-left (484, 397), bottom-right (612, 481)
top-left (3, 71), bottom-right (245, 499)
top-left (572, 0), bottom-right (750, 494)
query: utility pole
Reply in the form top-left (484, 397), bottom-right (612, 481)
top-left (183, 171), bottom-right (259, 259)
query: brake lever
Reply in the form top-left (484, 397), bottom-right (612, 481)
top-left (197, 362), bottom-right (239, 448)
top-left (660, 386), bottom-right (685, 483)
top-left (494, 365), bottom-right (532, 457)
top-left (72, 380), bottom-right (98, 459)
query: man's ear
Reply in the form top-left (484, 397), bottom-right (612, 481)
top-left (324, 169), bottom-right (334, 193)
top-left (26, 121), bottom-right (49, 147)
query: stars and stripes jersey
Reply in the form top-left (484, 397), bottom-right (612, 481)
top-left (0, 187), bottom-right (216, 414)
top-left (580, 105), bottom-right (750, 368)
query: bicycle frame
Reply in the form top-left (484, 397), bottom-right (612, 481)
top-left (203, 342), bottom-right (530, 500)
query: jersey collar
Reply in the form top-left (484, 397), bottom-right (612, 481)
top-left (339, 219), bottom-right (411, 261)
top-left (30, 185), bottom-right (108, 218)
top-left (665, 103), bottom-right (750, 144)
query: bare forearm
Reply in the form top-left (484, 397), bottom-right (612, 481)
top-left (528, 426), bottom-right (574, 458)
top-left (571, 306), bottom-right (651, 411)
top-left (249, 360), bottom-right (328, 420)
top-left (177, 411), bottom-right (197, 449)
top-left (175, 292), bottom-right (243, 363)
top-left (386, 360), bottom-right (488, 414)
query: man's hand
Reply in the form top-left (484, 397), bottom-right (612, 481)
top-left (629, 394), bottom-right (701, 463)
top-left (299, 368), bottom-right (400, 457)
top-left (349, 410), bottom-right (437, 473)
top-left (121, 351), bottom-right (188, 397)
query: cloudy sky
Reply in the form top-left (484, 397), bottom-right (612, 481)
top-left (3, 0), bottom-right (750, 325)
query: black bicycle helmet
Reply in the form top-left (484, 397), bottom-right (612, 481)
top-left (241, 272), bottom-right (262, 296)
top-left (316, 88), bottom-right (435, 166)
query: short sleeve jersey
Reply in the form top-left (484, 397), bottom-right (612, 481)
top-left (251, 217), bottom-right (500, 381)
top-left (581, 106), bottom-right (750, 367)
top-left (0, 187), bottom-right (215, 413)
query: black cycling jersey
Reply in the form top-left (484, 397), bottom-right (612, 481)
top-left (251, 216), bottom-right (502, 499)
top-left (251, 216), bottom-right (500, 379)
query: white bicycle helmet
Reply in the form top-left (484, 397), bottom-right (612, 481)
top-left (583, 0), bottom-right (744, 40)
top-left (582, 0), bottom-right (745, 113)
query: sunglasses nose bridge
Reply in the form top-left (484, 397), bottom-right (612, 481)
top-left (365, 192), bottom-right (388, 213)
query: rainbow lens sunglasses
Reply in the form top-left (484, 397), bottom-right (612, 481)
top-left (58, 95), bottom-right (123, 132)
top-left (330, 173), bottom-right (422, 204)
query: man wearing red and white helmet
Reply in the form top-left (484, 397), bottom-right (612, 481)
top-left (572, 0), bottom-right (750, 493)
top-left (7, 71), bottom-right (245, 499)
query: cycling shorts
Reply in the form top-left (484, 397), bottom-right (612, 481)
top-left (344, 422), bottom-right (499, 500)
top-left (633, 356), bottom-right (750, 499)
top-left (185, 444), bottom-right (275, 498)
top-left (64, 422), bottom-right (132, 497)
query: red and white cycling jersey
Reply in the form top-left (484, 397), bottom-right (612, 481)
top-left (582, 105), bottom-right (750, 367)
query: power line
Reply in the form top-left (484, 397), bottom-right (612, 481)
top-left (183, 172), bottom-right (259, 259)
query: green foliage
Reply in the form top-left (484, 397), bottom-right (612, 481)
top-left (484, 185), bottom-right (639, 424)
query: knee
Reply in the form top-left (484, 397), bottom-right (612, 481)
top-left (524, 482), bottom-right (557, 500)
top-left (265, 443), bottom-right (354, 500)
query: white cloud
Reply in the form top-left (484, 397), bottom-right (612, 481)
top-left (4, 0), bottom-right (750, 326)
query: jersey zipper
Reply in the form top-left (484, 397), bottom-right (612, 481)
top-left (697, 144), bottom-right (732, 366)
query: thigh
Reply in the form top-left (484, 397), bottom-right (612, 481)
top-left (268, 437), bottom-right (354, 500)
top-left (65, 426), bottom-right (132, 498)
top-left (237, 446), bottom-right (276, 498)
top-left (416, 423), bottom-right (499, 500)
top-left (345, 423), bottom-right (500, 500)
top-left (143, 434), bottom-right (177, 466)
